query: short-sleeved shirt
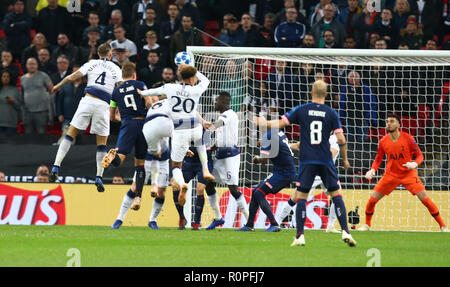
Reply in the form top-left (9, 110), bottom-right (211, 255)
top-left (282, 102), bottom-right (342, 165)
top-left (215, 109), bottom-right (239, 147)
top-left (260, 129), bottom-right (296, 173)
top-left (111, 80), bottom-right (147, 121)
top-left (20, 71), bottom-right (52, 112)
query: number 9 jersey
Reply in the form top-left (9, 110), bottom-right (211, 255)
top-left (282, 102), bottom-right (343, 165)
top-left (110, 80), bottom-right (148, 120)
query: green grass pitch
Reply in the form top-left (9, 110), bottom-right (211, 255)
top-left (0, 225), bottom-right (449, 267)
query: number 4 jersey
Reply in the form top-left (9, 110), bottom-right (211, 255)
top-left (282, 102), bottom-right (343, 165)
top-left (111, 80), bottom-right (148, 120)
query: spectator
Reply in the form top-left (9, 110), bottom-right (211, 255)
top-left (399, 15), bottom-right (423, 50)
top-left (311, 4), bottom-right (346, 48)
top-left (175, 0), bottom-right (205, 31)
top-left (336, 0), bottom-right (361, 38)
top-left (260, 12), bottom-right (276, 47)
top-left (170, 15), bottom-right (204, 67)
top-left (351, 0), bottom-right (380, 48)
top-left (21, 33), bottom-right (50, 70)
top-left (159, 4), bottom-right (180, 50)
top-left (138, 50), bottom-right (163, 88)
top-left (373, 8), bottom-right (399, 48)
top-left (301, 33), bottom-right (316, 47)
top-left (102, 9), bottom-right (131, 43)
top-left (54, 65), bottom-right (84, 145)
top-left (35, 0), bottom-right (73, 46)
top-left (264, 60), bottom-right (299, 115)
top-left (37, 47), bottom-right (57, 75)
top-left (425, 39), bottom-right (437, 50)
top-left (392, 0), bottom-right (415, 32)
top-left (0, 171), bottom-right (5, 181)
top-left (274, 7), bottom-right (307, 47)
top-left (1, 50), bottom-right (20, 86)
top-left (220, 13), bottom-right (234, 34)
top-left (368, 32), bottom-right (381, 49)
top-left (219, 59), bottom-right (246, 112)
top-left (251, 0), bottom-right (284, 26)
top-left (35, 165), bottom-right (50, 182)
top-left (322, 29), bottom-right (341, 48)
top-left (110, 25), bottom-right (138, 63)
top-left (81, 11), bottom-right (105, 44)
top-left (112, 175), bottom-right (125, 184)
top-left (135, 5), bottom-right (160, 48)
top-left (310, 0), bottom-right (340, 27)
top-left (414, 0), bottom-right (440, 43)
top-left (101, 0), bottom-right (131, 26)
top-left (152, 67), bottom-right (175, 88)
top-left (273, 0), bottom-right (309, 29)
top-left (298, 62), bottom-right (316, 104)
top-left (0, 70), bottom-right (21, 134)
top-left (241, 13), bottom-right (269, 47)
top-left (394, 88), bottom-right (417, 118)
top-left (50, 55), bottom-right (72, 86)
top-left (112, 47), bottom-right (131, 67)
top-left (343, 35), bottom-right (357, 48)
top-left (217, 15), bottom-right (247, 47)
top-left (19, 57), bottom-right (53, 134)
top-left (139, 30), bottom-right (165, 68)
top-left (374, 38), bottom-right (388, 49)
top-left (131, 0), bottom-right (165, 26)
top-left (398, 41), bottom-right (410, 49)
top-left (2, 0), bottom-right (32, 60)
top-left (50, 33), bottom-right (81, 67)
top-left (339, 70), bottom-right (377, 142)
top-left (79, 26), bottom-right (103, 63)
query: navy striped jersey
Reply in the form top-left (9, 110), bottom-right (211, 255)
top-left (111, 80), bottom-right (147, 120)
top-left (282, 102), bottom-right (343, 164)
top-left (260, 130), bottom-right (296, 172)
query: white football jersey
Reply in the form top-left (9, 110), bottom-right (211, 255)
top-left (215, 109), bottom-right (239, 147)
top-left (146, 99), bottom-right (172, 118)
top-left (329, 133), bottom-right (339, 163)
top-left (140, 71), bottom-right (209, 126)
top-left (78, 58), bottom-right (123, 95)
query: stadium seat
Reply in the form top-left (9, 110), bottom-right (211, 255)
top-left (367, 127), bottom-right (386, 141)
top-left (400, 116), bottom-right (418, 136)
top-left (285, 124), bottom-right (300, 140)
top-left (417, 104), bottom-right (431, 137)
top-left (46, 122), bottom-right (62, 136)
top-left (203, 20), bottom-right (220, 46)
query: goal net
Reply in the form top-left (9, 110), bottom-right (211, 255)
top-left (185, 46), bottom-right (450, 232)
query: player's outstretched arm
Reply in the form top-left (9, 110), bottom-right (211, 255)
top-left (254, 115), bottom-right (288, 130)
top-left (195, 71), bottom-right (210, 91)
top-left (52, 71), bottom-right (83, 94)
top-left (137, 86), bottom-right (165, 97)
top-left (335, 131), bottom-right (350, 170)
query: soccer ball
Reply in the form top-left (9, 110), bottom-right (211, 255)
top-left (174, 51), bottom-right (192, 66)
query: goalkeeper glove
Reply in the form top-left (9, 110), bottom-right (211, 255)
top-left (402, 161), bottom-right (418, 170)
top-left (365, 169), bottom-right (376, 180)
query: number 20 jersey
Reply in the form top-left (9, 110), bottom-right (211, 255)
top-left (282, 102), bottom-right (343, 165)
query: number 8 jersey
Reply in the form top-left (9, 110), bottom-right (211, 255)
top-left (282, 102), bottom-right (343, 164)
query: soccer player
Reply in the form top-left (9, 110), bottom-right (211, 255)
top-left (102, 62), bottom-right (148, 212)
top-left (276, 133), bottom-right (342, 233)
top-left (49, 43), bottom-right (123, 192)
top-left (361, 113), bottom-right (448, 232)
top-left (255, 80), bottom-right (356, 247)
top-left (236, 129), bottom-right (297, 232)
top-left (204, 91), bottom-right (249, 229)
top-left (139, 64), bottom-right (215, 207)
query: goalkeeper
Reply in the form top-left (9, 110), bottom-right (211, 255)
top-left (360, 113), bottom-right (448, 232)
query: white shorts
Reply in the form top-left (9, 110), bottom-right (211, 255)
top-left (310, 176), bottom-right (341, 196)
top-left (70, 96), bottom-right (110, 136)
top-left (212, 154), bottom-right (240, 186)
top-left (143, 116), bottom-right (173, 155)
top-left (171, 125), bottom-right (203, 162)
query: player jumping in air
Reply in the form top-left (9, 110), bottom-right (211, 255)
top-left (256, 80), bottom-right (356, 247)
top-left (236, 129), bottom-right (297, 232)
top-left (49, 43), bottom-right (123, 192)
top-left (361, 112), bottom-right (448, 232)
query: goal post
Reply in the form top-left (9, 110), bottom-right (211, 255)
top-left (186, 46), bottom-right (450, 232)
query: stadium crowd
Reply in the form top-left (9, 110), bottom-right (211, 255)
top-left (0, 0), bottom-right (448, 140)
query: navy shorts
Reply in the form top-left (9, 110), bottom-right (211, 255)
top-left (255, 170), bottom-right (296, 195)
top-left (296, 163), bottom-right (340, 193)
top-left (116, 119), bottom-right (147, 160)
top-left (182, 151), bottom-right (214, 185)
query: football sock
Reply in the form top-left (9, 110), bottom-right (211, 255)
top-left (205, 182), bottom-right (216, 196)
top-left (111, 153), bottom-right (121, 167)
top-left (54, 135), bottom-right (73, 166)
top-left (172, 166), bottom-right (185, 187)
top-left (277, 199), bottom-right (295, 223)
top-left (135, 165), bottom-right (145, 198)
top-left (149, 160), bottom-right (159, 185)
top-left (230, 186), bottom-right (248, 220)
top-left (295, 199), bottom-right (307, 239)
top-left (172, 189), bottom-right (185, 219)
top-left (96, 145), bottom-right (107, 177)
top-left (288, 198), bottom-right (296, 207)
top-left (149, 196), bottom-right (165, 222)
top-left (253, 189), bottom-right (278, 226)
top-left (331, 194), bottom-right (349, 233)
top-left (246, 191), bottom-right (259, 228)
top-left (196, 145), bottom-right (209, 172)
top-left (117, 189), bottom-right (135, 221)
top-left (328, 202), bottom-right (337, 227)
top-left (194, 194), bottom-right (205, 224)
top-left (206, 193), bottom-right (222, 220)
top-left (421, 197), bottom-right (446, 228)
top-left (365, 196), bottom-right (379, 226)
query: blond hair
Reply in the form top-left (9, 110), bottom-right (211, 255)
top-left (312, 80), bottom-right (327, 98)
